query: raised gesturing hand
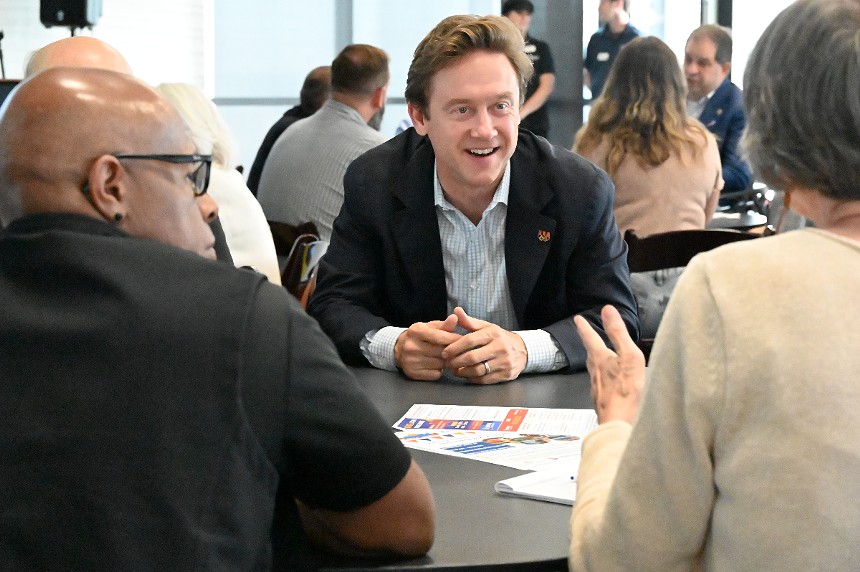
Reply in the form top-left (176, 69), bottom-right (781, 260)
top-left (574, 305), bottom-right (646, 424)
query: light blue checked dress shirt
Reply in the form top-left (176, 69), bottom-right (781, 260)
top-left (361, 161), bottom-right (568, 374)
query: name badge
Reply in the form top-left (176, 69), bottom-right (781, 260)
top-left (597, 52), bottom-right (610, 62)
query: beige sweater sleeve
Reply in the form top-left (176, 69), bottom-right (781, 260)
top-left (569, 421), bottom-right (632, 571)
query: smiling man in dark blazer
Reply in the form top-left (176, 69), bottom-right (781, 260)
top-left (308, 15), bottom-right (638, 384)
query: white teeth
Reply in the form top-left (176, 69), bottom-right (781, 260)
top-left (469, 148), bottom-right (494, 155)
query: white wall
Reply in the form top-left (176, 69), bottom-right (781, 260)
top-left (0, 0), bottom-right (789, 173)
top-left (0, 0), bottom-right (205, 86)
top-left (731, 1), bottom-right (793, 89)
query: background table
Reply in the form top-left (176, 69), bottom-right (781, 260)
top-left (314, 367), bottom-right (593, 572)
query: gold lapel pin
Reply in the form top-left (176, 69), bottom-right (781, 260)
top-left (537, 230), bottom-right (551, 242)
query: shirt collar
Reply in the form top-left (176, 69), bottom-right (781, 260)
top-left (690, 86), bottom-right (718, 106)
top-left (433, 160), bottom-right (511, 213)
top-left (324, 98), bottom-right (370, 127)
top-left (3, 212), bottom-right (126, 239)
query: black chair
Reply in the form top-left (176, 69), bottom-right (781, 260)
top-left (717, 181), bottom-right (772, 218)
top-left (625, 228), bottom-right (760, 360)
top-left (625, 228), bottom-right (759, 273)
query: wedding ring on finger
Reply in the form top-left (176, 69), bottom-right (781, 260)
top-left (482, 360), bottom-right (491, 376)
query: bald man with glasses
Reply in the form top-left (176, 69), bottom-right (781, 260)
top-left (24, 35), bottom-right (238, 264)
top-left (0, 68), bottom-right (434, 570)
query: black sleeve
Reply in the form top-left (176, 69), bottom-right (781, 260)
top-left (719, 108), bottom-right (754, 192)
top-left (583, 35), bottom-right (597, 72)
top-left (241, 283), bottom-right (411, 512)
top-left (534, 40), bottom-right (555, 76)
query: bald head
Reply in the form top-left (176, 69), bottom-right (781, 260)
top-left (300, 65), bottom-right (332, 112)
top-left (0, 68), bottom-right (218, 258)
top-left (26, 37), bottom-right (132, 77)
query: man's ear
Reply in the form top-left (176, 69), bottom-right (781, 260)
top-left (85, 155), bottom-right (127, 223)
top-left (408, 102), bottom-right (429, 136)
top-left (372, 84), bottom-right (388, 110)
top-left (720, 61), bottom-right (732, 78)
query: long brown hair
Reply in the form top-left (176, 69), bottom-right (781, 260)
top-left (574, 36), bottom-right (708, 177)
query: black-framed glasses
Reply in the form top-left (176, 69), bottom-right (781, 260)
top-left (113, 153), bottom-right (213, 196)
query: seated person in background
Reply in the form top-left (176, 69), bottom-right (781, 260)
top-left (308, 15), bottom-right (638, 384)
top-left (257, 44), bottom-right (389, 242)
top-left (570, 1), bottom-right (860, 568)
top-left (24, 36), bottom-right (236, 265)
top-left (0, 68), bottom-right (434, 570)
top-left (574, 36), bottom-right (722, 237)
top-left (157, 82), bottom-right (282, 284)
top-left (573, 36), bottom-right (722, 337)
top-left (684, 24), bottom-right (753, 194)
top-left (246, 65), bottom-right (331, 196)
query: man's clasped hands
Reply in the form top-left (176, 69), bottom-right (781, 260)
top-left (394, 307), bottom-right (528, 384)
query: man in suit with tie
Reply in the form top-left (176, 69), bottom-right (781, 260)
top-left (684, 24), bottom-right (753, 193)
top-left (308, 15), bottom-right (638, 385)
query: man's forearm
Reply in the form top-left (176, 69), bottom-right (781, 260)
top-left (520, 73), bottom-right (555, 118)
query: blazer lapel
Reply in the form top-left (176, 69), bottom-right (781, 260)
top-left (505, 150), bottom-right (557, 327)
top-left (700, 79), bottom-right (729, 129)
top-left (391, 139), bottom-right (447, 311)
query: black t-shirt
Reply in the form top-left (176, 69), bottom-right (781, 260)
top-left (521, 35), bottom-right (555, 138)
top-left (242, 284), bottom-right (413, 568)
top-left (0, 214), bottom-right (412, 570)
top-left (244, 283), bottom-right (410, 510)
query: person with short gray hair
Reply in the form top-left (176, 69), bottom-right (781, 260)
top-left (741, 4), bottom-right (860, 201)
top-left (156, 82), bottom-right (282, 284)
top-left (569, 1), bottom-right (860, 569)
top-left (246, 66), bottom-right (331, 195)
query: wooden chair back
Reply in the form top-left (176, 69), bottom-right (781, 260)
top-left (625, 228), bottom-right (758, 273)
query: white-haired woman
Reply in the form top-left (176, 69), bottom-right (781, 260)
top-left (157, 83), bottom-right (281, 284)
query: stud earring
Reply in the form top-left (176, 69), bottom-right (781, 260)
top-left (114, 213), bottom-right (124, 222)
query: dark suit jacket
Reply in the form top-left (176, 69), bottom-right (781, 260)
top-left (308, 129), bottom-right (639, 372)
top-left (699, 78), bottom-right (753, 192)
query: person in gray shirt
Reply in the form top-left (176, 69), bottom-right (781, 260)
top-left (257, 44), bottom-right (389, 241)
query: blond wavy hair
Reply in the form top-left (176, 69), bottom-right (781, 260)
top-left (574, 36), bottom-right (708, 177)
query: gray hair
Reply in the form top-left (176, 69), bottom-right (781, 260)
top-left (741, 0), bottom-right (860, 200)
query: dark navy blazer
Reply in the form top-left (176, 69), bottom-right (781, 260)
top-left (308, 128), bottom-right (639, 372)
top-left (699, 78), bottom-right (753, 192)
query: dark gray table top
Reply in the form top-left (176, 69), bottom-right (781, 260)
top-left (316, 367), bottom-right (593, 571)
